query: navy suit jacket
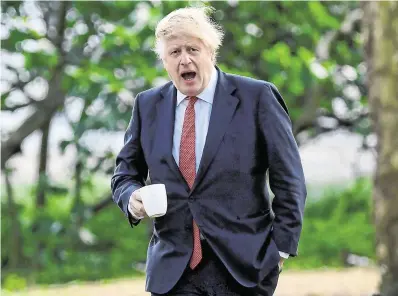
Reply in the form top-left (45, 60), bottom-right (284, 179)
top-left (111, 67), bottom-right (307, 294)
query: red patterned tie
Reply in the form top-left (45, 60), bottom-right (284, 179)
top-left (179, 96), bottom-right (202, 269)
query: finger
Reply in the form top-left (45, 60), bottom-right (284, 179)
top-left (129, 190), bottom-right (141, 209)
top-left (132, 199), bottom-right (147, 217)
top-left (131, 199), bottom-right (143, 211)
top-left (133, 190), bottom-right (142, 201)
top-left (130, 204), bottom-right (145, 219)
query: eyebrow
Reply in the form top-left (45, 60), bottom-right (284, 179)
top-left (167, 44), bottom-right (200, 55)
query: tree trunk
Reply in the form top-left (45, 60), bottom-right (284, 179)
top-left (363, 2), bottom-right (398, 295)
top-left (72, 153), bottom-right (84, 229)
top-left (4, 170), bottom-right (23, 269)
top-left (32, 118), bottom-right (51, 270)
top-left (36, 118), bottom-right (51, 207)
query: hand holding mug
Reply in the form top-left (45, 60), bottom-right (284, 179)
top-left (128, 189), bottom-right (147, 219)
top-left (128, 184), bottom-right (167, 219)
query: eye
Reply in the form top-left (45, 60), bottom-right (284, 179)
top-left (170, 49), bottom-right (179, 56)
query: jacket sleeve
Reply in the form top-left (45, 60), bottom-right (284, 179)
top-left (258, 83), bottom-right (307, 256)
top-left (111, 93), bottom-right (148, 227)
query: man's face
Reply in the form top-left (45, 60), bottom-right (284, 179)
top-left (162, 35), bottom-right (214, 97)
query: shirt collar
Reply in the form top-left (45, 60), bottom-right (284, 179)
top-left (176, 67), bottom-right (218, 106)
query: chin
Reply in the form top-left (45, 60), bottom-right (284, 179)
top-left (181, 87), bottom-right (199, 97)
top-left (184, 91), bottom-right (197, 97)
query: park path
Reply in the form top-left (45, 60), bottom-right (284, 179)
top-left (3, 267), bottom-right (379, 296)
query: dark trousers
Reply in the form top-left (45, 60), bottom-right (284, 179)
top-left (152, 241), bottom-right (279, 296)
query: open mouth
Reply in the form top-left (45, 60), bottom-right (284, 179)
top-left (181, 71), bottom-right (196, 81)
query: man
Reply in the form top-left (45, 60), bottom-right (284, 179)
top-left (111, 6), bottom-right (306, 296)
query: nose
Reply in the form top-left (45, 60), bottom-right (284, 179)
top-left (180, 52), bottom-right (192, 66)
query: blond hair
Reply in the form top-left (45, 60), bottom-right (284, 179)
top-left (154, 6), bottom-right (224, 62)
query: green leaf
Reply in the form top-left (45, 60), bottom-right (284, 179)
top-left (308, 2), bottom-right (340, 29)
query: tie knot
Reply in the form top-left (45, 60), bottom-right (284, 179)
top-left (187, 96), bottom-right (198, 106)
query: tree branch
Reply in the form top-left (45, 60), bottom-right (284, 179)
top-left (1, 72), bottom-right (41, 111)
top-left (294, 7), bottom-right (364, 142)
top-left (1, 1), bottom-right (70, 169)
top-left (295, 109), bottom-right (370, 146)
top-left (1, 66), bottom-right (38, 95)
top-left (316, 8), bottom-right (363, 61)
top-left (89, 193), bottom-right (113, 214)
top-left (1, 101), bottom-right (35, 112)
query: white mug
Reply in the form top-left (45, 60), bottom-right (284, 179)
top-left (139, 184), bottom-right (168, 218)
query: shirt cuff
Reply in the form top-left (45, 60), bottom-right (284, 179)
top-left (279, 251), bottom-right (290, 259)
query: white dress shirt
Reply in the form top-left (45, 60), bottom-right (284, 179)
top-left (172, 68), bottom-right (217, 171)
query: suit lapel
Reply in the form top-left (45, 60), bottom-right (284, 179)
top-left (157, 83), bottom-right (189, 190)
top-left (192, 69), bottom-right (239, 192)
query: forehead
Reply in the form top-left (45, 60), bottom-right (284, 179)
top-left (164, 35), bottom-right (205, 48)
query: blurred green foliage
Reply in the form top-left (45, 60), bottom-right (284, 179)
top-left (1, 1), bottom-right (368, 146)
top-left (2, 274), bottom-right (27, 292)
top-left (288, 178), bottom-right (375, 269)
top-left (1, 0), bottom-right (373, 289)
top-left (2, 181), bottom-right (147, 288)
top-left (1, 178), bottom-right (375, 289)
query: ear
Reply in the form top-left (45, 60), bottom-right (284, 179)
top-left (161, 56), bottom-right (167, 68)
top-left (211, 51), bottom-right (217, 64)
top-left (207, 47), bottom-right (215, 63)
